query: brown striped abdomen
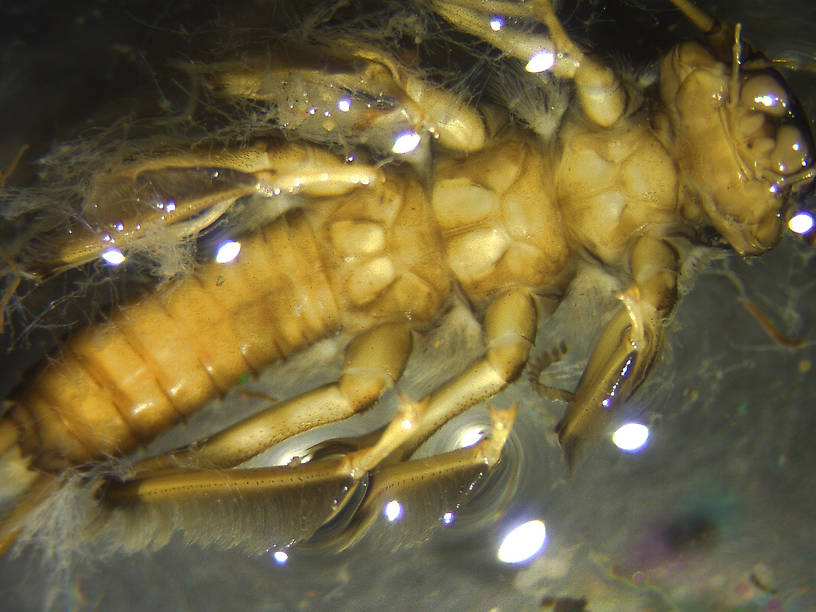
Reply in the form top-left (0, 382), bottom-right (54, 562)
top-left (6, 172), bottom-right (455, 472)
top-left (8, 210), bottom-right (343, 471)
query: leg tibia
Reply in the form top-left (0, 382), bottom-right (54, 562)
top-left (429, 0), bottom-right (628, 127)
top-left (98, 392), bottom-right (425, 553)
top-left (392, 289), bottom-right (536, 460)
top-left (557, 237), bottom-right (680, 470)
top-left (332, 403), bottom-right (517, 551)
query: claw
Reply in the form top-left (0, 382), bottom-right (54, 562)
top-left (479, 402), bottom-right (517, 466)
top-left (528, 341), bottom-right (574, 403)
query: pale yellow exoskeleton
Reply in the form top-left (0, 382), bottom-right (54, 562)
top-left (0, 0), bottom-right (813, 561)
top-left (3, 42), bottom-right (487, 286)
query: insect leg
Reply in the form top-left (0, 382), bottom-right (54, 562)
top-left (203, 45), bottom-right (487, 163)
top-left (527, 341), bottom-right (575, 403)
top-left (668, 0), bottom-right (737, 60)
top-left (329, 403), bottom-right (517, 551)
top-left (0, 248), bottom-right (23, 333)
top-left (0, 472), bottom-right (57, 556)
top-left (428, 0), bottom-right (628, 127)
top-left (286, 289), bottom-right (536, 470)
top-left (556, 237), bottom-right (681, 471)
top-left (0, 144), bottom-right (28, 193)
top-left (96, 394), bottom-right (427, 553)
top-left (22, 141), bottom-right (382, 278)
top-left (343, 46), bottom-right (488, 154)
top-left (0, 145), bottom-right (30, 331)
top-left (127, 321), bottom-right (414, 478)
top-left (386, 288), bottom-right (537, 462)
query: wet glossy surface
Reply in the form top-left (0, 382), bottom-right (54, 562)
top-left (1, 1), bottom-right (815, 610)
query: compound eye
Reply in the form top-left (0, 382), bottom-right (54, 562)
top-left (771, 124), bottom-right (812, 175)
top-left (740, 73), bottom-right (790, 118)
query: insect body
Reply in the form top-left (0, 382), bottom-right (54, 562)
top-left (0, 0), bottom-right (813, 562)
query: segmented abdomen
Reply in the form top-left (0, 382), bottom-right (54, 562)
top-left (8, 210), bottom-right (342, 471)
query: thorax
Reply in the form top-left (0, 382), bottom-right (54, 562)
top-left (555, 119), bottom-right (682, 265)
top-left (308, 122), bottom-right (683, 327)
top-left (430, 136), bottom-right (572, 304)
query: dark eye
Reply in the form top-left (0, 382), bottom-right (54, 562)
top-left (740, 73), bottom-right (790, 117)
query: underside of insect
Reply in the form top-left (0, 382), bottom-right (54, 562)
top-left (0, 0), bottom-right (814, 563)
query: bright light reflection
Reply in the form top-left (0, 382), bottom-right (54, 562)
top-left (489, 16), bottom-right (504, 31)
top-left (392, 131), bottom-right (421, 154)
top-left (442, 512), bottom-right (455, 525)
top-left (337, 97), bottom-right (351, 112)
top-left (789, 211), bottom-right (815, 235)
top-left (456, 425), bottom-right (485, 448)
top-left (102, 248), bottom-right (125, 266)
top-left (497, 520), bottom-right (547, 564)
top-left (215, 240), bottom-right (241, 263)
top-left (525, 49), bottom-right (555, 73)
top-left (272, 550), bottom-right (289, 565)
top-left (384, 500), bottom-right (403, 522)
top-left (755, 94), bottom-right (778, 108)
top-left (612, 422), bottom-right (649, 452)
